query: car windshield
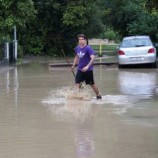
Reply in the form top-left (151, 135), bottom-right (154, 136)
top-left (121, 38), bottom-right (151, 48)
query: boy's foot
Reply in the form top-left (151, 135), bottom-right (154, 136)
top-left (96, 95), bottom-right (102, 99)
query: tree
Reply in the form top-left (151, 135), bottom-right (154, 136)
top-left (102, 0), bottom-right (158, 41)
top-left (101, 27), bottom-right (121, 43)
top-left (19, 0), bottom-right (104, 56)
top-left (127, 12), bottom-right (158, 41)
top-left (0, 0), bottom-right (36, 41)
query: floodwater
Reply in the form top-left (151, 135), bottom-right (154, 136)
top-left (0, 62), bottom-right (158, 158)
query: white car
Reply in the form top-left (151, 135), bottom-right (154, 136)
top-left (117, 35), bottom-right (157, 68)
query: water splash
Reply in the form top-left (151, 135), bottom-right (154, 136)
top-left (42, 85), bottom-right (92, 104)
top-left (42, 85), bottom-right (152, 116)
top-left (59, 85), bottom-right (92, 101)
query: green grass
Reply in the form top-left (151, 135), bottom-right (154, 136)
top-left (95, 56), bottom-right (117, 63)
top-left (90, 44), bottom-right (118, 50)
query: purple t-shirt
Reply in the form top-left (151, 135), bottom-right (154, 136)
top-left (75, 45), bottom-right (95, 71)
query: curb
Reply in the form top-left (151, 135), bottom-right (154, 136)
top-left (49, 62), bottom-right (118, 67)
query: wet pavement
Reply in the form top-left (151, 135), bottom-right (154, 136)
top-left (0, 62), bottom-right (158, 158)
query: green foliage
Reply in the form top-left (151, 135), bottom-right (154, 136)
top-left (101, 27), bottom-right (121, 43)
top-left (103, 0), bottom-right (158, 41)
top-left (18, 0), bottom-right (104, 56)
top-left (62, 2), bottom-right (87, 26)
top-left (17, 44), bottom-right (23, 58)
top-left (1, 0), bottom-right (158, 57)
top-left (0, 0), bottom-right (36, 41)
top-left (18, 19), bottom-right (44, 56)
top-left (127, 13), bottom-right (158, 41)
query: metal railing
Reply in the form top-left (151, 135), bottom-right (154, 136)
top-left (0, 42), bottom-right (16, 66)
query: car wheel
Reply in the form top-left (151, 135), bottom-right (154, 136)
top-left (152, 60), bottom-right (158, 68)
top-left (118, 64), bottom-right (123, 69)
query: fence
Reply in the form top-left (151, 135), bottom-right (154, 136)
top-left (0, 41), bottom-right (17, 66)
top-left (90, 44), bottom-right (118, 57)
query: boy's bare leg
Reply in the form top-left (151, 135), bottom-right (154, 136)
top-left (75, 83), bottom-right (83, 89)
top-left (90, 84), bottom-right (101, 96)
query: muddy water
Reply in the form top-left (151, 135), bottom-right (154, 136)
top-left (0, 63), bottom-right (158, 158)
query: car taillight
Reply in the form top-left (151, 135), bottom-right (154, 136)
top-left (148, 48), bottom-right (155, 53)
top-left (118, 50), bottom-right (125, 55)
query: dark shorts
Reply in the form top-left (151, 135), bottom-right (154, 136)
top-left (75, 70), bottom-right (94, 85)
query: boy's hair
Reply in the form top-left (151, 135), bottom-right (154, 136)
top-left (77, 34), bottom-right (87, 40)
top-left (77, 34), bottom-right (89, 44)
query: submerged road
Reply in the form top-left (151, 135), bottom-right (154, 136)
top-left (0, 62), bottom-right (158, 158)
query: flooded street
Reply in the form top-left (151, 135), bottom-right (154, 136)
top-left (0, 62), bottom-right (158, 158)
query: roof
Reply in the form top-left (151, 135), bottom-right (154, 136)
top-left (123, 35), bottom-right (150, 40)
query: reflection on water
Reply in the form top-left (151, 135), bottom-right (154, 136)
top-left (0, 66), bottom-right (19, 107)
top-left (43, 86), bottom-right (96, 157)
top-left (118, 70), bottom-right (157, 96)
top-left (74, 104), bottom-right (95, 158)
top-left (44, 98), bottom-right (96, 158)
top-left (64, 101), bottom-right (96, 158)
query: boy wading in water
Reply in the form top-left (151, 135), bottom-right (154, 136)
top-left (71, 34), bottom-right (102, 99)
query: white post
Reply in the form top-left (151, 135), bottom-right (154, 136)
top-left (13, 26), bottom-right (18, 60)
top-left (5, 42), bottom-right (9, 60)
top-left (14, 41), bottom-right (17, 60)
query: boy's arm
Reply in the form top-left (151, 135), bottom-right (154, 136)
top-left (71, 55), bottom-right (79, 70)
